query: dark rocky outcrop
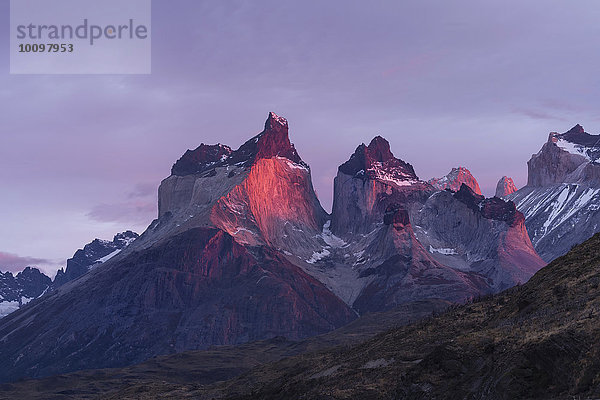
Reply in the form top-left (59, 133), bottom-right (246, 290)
top-left (171, 144), bottom-right (233, 176)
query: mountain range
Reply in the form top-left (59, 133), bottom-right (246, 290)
top-left (0, 231), bottom-right (138, 319)
top-left (0, 114), bottom-right (598, 388)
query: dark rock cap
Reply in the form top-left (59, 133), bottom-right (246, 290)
top-left (171, 112), bottom-right (306, 176)
top-left (339, 136), bottom-right (418, 180)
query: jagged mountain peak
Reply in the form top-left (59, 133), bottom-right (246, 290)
top-left (567, 123), bottom-right (585, 135)
top-left (113, 230), bottom-right (139, 245)
top-left (338, 136), bottom-right (418, 183)
top-left (252, 112), bottom-right (303, 165)
top-left (429, 166), bottom-right (482, 195)
top-left (0, 267), bottom-right (51, 319)
top-left (366, 136), bottom-right (395, 162)
top-left (265, 111), bottom-right (288, 130)
top-left (495, 176), bottom-right (517, 197)
top-left (549, 124), bottom-right (600, 151)
top-left (53, 230), bottom-right (139, 288)
top-left (171, 113), bottom-right (305, 177)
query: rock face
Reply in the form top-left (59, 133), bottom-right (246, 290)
top-left (495, 176), bottom-right (517, 197)
top-left (53, 231), bottom-right (139, 287)
top-left (527, 124), bottom-right (600, 187)
top-left (412, 185), bottom-right (546, 291)
top-left (352, 206), bottom-right (488, 313)
top-left (509, 124), bottom-right (600, 261)
top-left (331, 136), bottom-right (433, 236)
top-left (428, 166), bottom-right (482, 195)
top-left (0, 268), bottom-right (51, 318)
top-left (156, 112), bottom-right (326, 255)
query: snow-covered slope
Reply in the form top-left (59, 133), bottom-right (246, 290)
top-left (509, 183), bottom-right (600, 261)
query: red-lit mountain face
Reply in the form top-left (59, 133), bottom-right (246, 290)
top-left (495, 176), bottom-right (517, 198)
top-left (0, 113), bottom-right (546, 383)
top-left (156, 112), bottom-right (327, 257)
top-left (429, 166), bottom-right (482, 195)
top-left (0, 113), bottom-right (353, 383)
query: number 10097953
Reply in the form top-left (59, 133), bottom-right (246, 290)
top-left (18, 43), bottom-right (74, 53)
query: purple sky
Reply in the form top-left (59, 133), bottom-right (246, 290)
top-left (2, 0), bottom-right (600, 277)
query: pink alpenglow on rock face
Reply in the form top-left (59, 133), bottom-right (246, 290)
top-left (331, 136), bottom-right (433, 235)
top-left (428, 167), bottom-right (482, 195)
top-left (495, 176), bottom-right (517, 198)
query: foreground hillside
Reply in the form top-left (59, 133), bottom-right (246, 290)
top-left (97, 232), bottom-right (600, 400)
top-left (0, 301), bottom-right (448, 400)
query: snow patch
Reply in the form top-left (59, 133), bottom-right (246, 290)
top-left (306, 249), bottom-right (331, 264)
top-left (277, 157), bottom-right (309, 172)
top-left (95, 249), bottom-right (121, 264)
top-left (233, 227), bottom-right (256, 235)
top-left (0, 301), bottom-right (20, 319)
top-left (556, 139), bottom-right (600, 162)
top-left (320, 220), bottom-right (347, 248)
top-left (367, 162), bottom-right (418, 187)
top-left (429, 246), bottom-right (458, 255)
